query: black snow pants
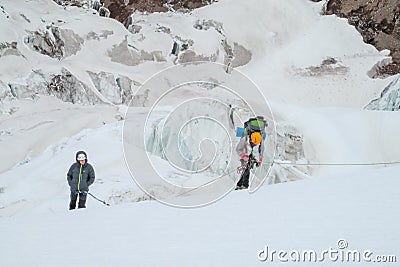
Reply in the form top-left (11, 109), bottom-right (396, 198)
top-left (237, 167), bottom-right (250, 188)
top-left (69, 192), bottom-right (87, 210)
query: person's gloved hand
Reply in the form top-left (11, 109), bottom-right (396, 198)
top-left (240, 153), bottom-right (249, 162)
top-left (72, 191), bottom-right (79, 196)
top-left (82, 191), bottom-right (88, 196)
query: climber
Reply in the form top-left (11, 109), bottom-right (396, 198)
top-left (67, 151), bottom-right (95, 209)
top-left (236, 116), bottom-right (266, 189)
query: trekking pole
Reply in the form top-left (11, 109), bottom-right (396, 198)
top-left (88, 192), bottom-right (110, 206)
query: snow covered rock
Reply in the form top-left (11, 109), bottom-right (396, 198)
top-left (88, 71), bottom-right (142, 105)
top-left (325, 0), bottom-right (400, 76)
top-left (48, 68), bottom-right (101, 104)
top-left (107, 37), bottom-right (166, 66)
top-left (6, 68), bottom-right (102, 104)
top-left (25, 25), bottom-right (84, 59)
top-left (290, 57), bottom-right (349, 77)
top-left (0, 42), bottom-right (23, 58)
top-left (0, 81), bottom-right (12, 99)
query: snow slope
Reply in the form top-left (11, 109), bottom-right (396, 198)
top-left (1, 167), bottom-right (399, 266)
top-left (0, 0), bottom-right (399, 266)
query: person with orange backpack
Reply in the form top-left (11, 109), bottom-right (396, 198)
top-left (235, 116), bottom-right (266, 190)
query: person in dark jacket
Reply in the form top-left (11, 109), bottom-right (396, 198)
top-left (67, 151), bottom-right (95, 210)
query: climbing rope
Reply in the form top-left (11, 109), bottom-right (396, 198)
top-left (173, 158), bottom-right (400, 197)
top-left (272, 160), bottom-right (400, 166)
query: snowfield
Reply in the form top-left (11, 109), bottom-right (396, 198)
top-left (0, 0), bottom-right (399, 266)
top-left (1, 166), bottom-right (399, 266)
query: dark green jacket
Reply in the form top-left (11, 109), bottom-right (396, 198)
top-left (67, 162), bottom-right (95, 192)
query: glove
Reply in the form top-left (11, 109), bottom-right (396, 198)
top-left (240, 153), bottom-right (249, 162)
top-left (82, 191), bottom-right (88, 196)
top-left (72, 191), bottom-right (79, 196)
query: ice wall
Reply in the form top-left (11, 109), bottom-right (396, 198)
top-left (145, 102), bottom-right (310, 187)
top-left (366, 75), bottom-right (400, 111)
